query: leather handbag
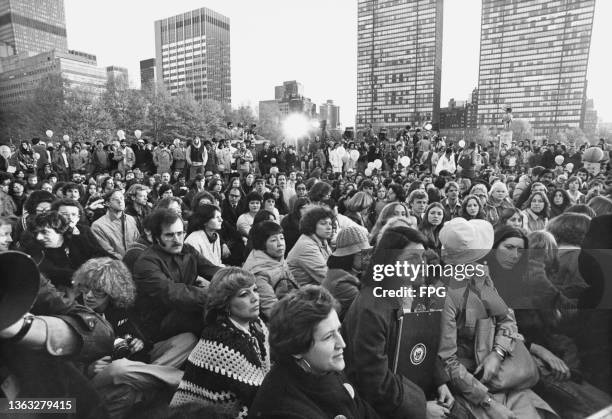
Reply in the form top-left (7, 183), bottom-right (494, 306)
top-left (474, 317), bottom-right (539, 392)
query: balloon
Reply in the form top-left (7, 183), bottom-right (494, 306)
top-left (582, 147), bottom-right (603, 163)
top-left (134, 130), bottom-right (142, 140)
top-left (350, 150), bottom-right (360, 160)
top-left (374, 159), bottom-right (382, 169)
top-left (117, 130), bottom-right (125, 140)
top-left (45, 130), bottom-right (53, 138)
top-left (367, 162), bottom-right (375, 169)
top-left (364, 168), bottom-right (373, 176)
top-left (62, 135), bottom-right (69, 142)
top-left (342, 153), bottom-right (349, 163)
top-left (400, 156), bottom-right (411, 166)
top-left (554, 155), bottom-right (564, 165)
top-left (270, 158), bottom-right (277, 164)
top-left (0, 145), bottom-right (11, 159)
top-left (424, 123), bottom-right (432, 131)
top-left (270, 166), bottom-right (279, 175)
top-left (33, 153), bottom-right (40, 160)
top-left (565, 163), bottom-right (574, 172)
top-left (458, 140), bottom-right (466, 148)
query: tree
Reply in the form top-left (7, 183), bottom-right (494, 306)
top-left (510, 119), bottom-right (533, 141)
top-left (258, 104), bottom-right (283, 143)
top-left (62, 88), bottom-right (113, 142)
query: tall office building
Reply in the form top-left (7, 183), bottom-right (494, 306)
top-left (320, 100), bottom-right (340, 130)
top-left (0, 49), bottom-right (106, 110)
top-left (106, 65), bottom-right (128, 83)
top-left (154, 7), bottom-right (230, 104)
top-left (356, 0), bottom-right (444, 132)
top-left (140, 58), bottom-right (156, 88)
top-left (477, 0), bottom-right (596, 136)
top-left (0, 0), bottom-right (68, 57)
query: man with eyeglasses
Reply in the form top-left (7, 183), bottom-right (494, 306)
top-left (222, 187), bottom-right (243, 225)
top-left (91, 190), bottom-right (140, 259)
top-left (289, 181), bottom-right (308, 212)
top-left (132, 208), bottom-right (220, 347)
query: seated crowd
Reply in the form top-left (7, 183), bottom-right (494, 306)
top-left (0, 132), bottom-right (611, 419)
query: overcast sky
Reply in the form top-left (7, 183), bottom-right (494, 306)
top-left (64, 0), bottom-right (612, 126)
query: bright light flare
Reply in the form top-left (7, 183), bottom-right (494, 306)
top-left (282, 113), bottom-right (311, 139)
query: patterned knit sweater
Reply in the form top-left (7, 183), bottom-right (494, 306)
top-left (170, 317), bottom-right (270, 418)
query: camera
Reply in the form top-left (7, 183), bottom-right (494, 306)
top-left (112, 335), bottom-right (133, 360)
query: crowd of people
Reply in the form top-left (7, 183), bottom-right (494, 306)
top-left (0, 126), bottom-right (611, 419)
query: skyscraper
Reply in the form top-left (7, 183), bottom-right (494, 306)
top-left (140, 58), bottom-right (156, 89)
top-left (320, 100), bottom-right (340, 130)
top-left (356, 0), bottom-right (444, 132)
top-left (154, 7), bottom-right (231, 104)
top-left (106, 65), bottom-right (128, 83)
top-left (0, 0), bottom-right (68, 57)
top-left (477, 0), bottom-right (596, 137)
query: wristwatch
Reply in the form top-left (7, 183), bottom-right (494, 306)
top-left (481, 396), bottom-right (493, 409)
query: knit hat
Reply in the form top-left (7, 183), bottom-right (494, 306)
top-left (439, 218), bottom-right (493, 265)
top-left (332, 225), bottom-right (372, 257)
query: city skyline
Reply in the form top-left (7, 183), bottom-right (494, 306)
top-left (63, 0), bottom-right (612, 128)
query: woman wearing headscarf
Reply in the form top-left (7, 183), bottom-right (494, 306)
top-left (171, 267), bottom-right (270, 418)
top-left (248, 286), bottom-right (379, 419)
top-left (438, 218), bottom-right (557, 418)
top-left (485, 227), bottom-right (612, 418)
top-left (322, 225), bottom-right (372, 321)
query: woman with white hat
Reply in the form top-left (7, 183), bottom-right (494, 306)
top-left (322, 225), bottom-right (372, 320)
top-left (438, 217), bottom-right (557, 419)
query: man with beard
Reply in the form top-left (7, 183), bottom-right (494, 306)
top-left (132, 209), bottom-right (220, 348)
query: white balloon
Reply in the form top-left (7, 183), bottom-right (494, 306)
top-left (62, 134), bottom-right (69, 141)
top-left (45, 130), bottom-right (53, 138)
top-left (374, 159), bottom-right (382, 169)
top-left (424, 123), bottom-right (432, 131)
top-left (566, 162), bottom-right (574, 172)
top-left (33, 152), bottom-right (40, 160)
top-left (134, 130), bottom-right (142, 140)
top-left (400, 156), bottom-right (411, 166)
top-left (364, 168), bottom-right (373, 176)
top-left (458, 140), bottom-right (466, 148)
top-left (117, 130), bottom-right (126, 140)
top-left (554, 155), bottom-right (564, 165)
top-left (270, 166), bottom-right (279, 175)
top-left (367, 162), bottom-right (375, 169)
top-left (0, 145), bottom-right (10, 159)
top-left (350, 150), bottom-right (360, 160)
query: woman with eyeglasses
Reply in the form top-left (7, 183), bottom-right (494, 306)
top-left (249, 286), bottom-right (379, 419)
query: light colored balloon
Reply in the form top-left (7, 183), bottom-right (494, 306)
top-left (33, 152), bottom-right (40, 160)
top-left (342, 153), bottom-right (349, 163)
top-left (458, 140), bottom-right (466, 148)
top-left (583, 147), bottom-right (603, 163)
top-left (350, 150), bottom-right (360, 160)
top-left (374, 159), bottom-right (382, 169)
top-left (424, 123), bottom-right (433, 131)
top-left (367, 162), bottom-right (375, 169)
top-left (270, 166), bottom-right (279, 175)
top-left (0, 145), bottom-right (11, 159)
top-left (45, 130), bottom-right (53, 138)
top-left (134, 130), bottom-right (142, 140)
top-left (400, 156), bottom-right (411, 166)
top-left (565, 163), bottom-right (574, 172)
top-left (364, 167), bottom-right (373, 176)
top-left (117, 130), bottom-right (125, 140)
top-left (62, 134), bottom-right (69, 141)
top-left (554, 155), bottom-right (564, 165)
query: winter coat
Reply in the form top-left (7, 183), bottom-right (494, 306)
top-left (242, 250), bottom-right (298, 320)
top-left (286, 234), bottom-right (331, 287)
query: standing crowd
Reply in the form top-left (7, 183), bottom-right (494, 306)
top-left (0, 126), bottom-right (611, 419)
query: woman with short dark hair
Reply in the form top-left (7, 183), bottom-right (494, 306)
top-left (249, 286), bottom-right (379, 419)
top-left (171, 267), bottom-right (270, 417)
top-left (26, 210), bottom-right (111, 288)
top-left (280, 197), bottom-right (310, 256)
top-left (185, 204), bottom-right (225, 267)
top-left (237, 191), bottom-right (263, 238)
top-left (242, 221), bottom-right (298, 320)
top-left (286, 205), bottom-right (334, 286)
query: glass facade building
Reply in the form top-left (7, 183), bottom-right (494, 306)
top-left (477, 0), bottom-right (595, 137)
top-left (140, 58), bottom-right (156, 89)
top-left (0, 50), bottom-right (106, 110)
top-left (154, 7), bottom-right (231, 104)
top-left (0, 0), bottom-right (68, 57)
top-left (356, 0), bottom-right (443, 131)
